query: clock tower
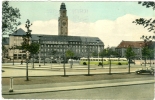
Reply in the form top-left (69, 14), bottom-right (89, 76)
top-left (58, 3), bottom-right (68, 36)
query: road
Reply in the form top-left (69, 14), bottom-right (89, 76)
top-left (2, 83), bottom-right (154, 99)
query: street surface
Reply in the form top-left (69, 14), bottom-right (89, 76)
top-left (3, 83), bottom-right (154, 99)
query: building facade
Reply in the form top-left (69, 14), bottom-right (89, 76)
top-left (8, 28), bottom-right (104, 60)
top-left (115, 40), bottom-right (155, 59)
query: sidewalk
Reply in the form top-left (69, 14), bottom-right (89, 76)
top-left (2, 77), bottom-right (155, 95)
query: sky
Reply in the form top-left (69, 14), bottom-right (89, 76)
top-left (8, 1), bottom-right (155, 47)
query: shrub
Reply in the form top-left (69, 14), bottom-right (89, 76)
top-left (118, 62), bottom-right (122, 65)
top-left (83, 62), bottom-right (87, 65)
top-left (98, 62), bottom-right (102, 66)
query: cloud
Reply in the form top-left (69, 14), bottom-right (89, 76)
top-left (18, 14), bottom-right (154, 47)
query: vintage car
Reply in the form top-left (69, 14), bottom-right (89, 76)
top-left (135, 67), bottom-right (154, 75)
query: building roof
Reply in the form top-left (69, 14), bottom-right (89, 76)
top-left (9, 28), bottom-right (26, 36)
top-left (116, 41), bottom-right (145, 48)
top-left (40, 35), bottom-right (104, 45)
top-left (60, 2), bottom-right (66, 10)
top-left (10, 28), bottom-right (104, 46)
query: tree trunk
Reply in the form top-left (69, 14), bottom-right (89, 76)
top-left (33, 54), bottom-right (34, 68)
top-left (128, 58), bottom-right (131, 74)
top-left (88, 55), bottom-right (90, 75)
top-left (109, 59), bottom-right (111, 75)
top-left (145, 56), bottom-right (146, 67)
top-left (26, 52), bottom-right (29, 81)
top-left (102, 56), bottom-right (103, 68)
top-left (150, 57), bottom-right (151, 67)
top-left (26, 59), bottom-right (29, 81)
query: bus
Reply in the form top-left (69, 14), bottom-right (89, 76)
top-left (80, 57), bottom-right (128, 65)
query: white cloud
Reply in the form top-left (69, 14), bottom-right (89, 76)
top-left (18, 14), bottom-right (154, 47)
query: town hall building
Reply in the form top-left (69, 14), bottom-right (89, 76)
top-left (7, 3), bottom-right (104, 61)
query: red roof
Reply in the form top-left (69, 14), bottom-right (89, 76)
top-left (116, 41), bottom-right (145, 48)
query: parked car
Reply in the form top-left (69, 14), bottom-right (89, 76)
top-left (135, 67), bottom-right (154, 75)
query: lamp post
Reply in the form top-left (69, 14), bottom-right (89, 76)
top-left (44, 43), bottom-right (46, 65)
top-left (86, 38), bottom-right (90, 76)
top-left (38, 36), bottom-right (42, 67)
top-left (63, 36), bottom-right (66, 76)
top-left (13, 46), bottom-right (15, 65)
top-left (51, 56), bottom-right (53, 68)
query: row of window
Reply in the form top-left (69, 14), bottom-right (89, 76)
top-left (41, 41), bottom-right (100, 45)
top-left (41, 45), bottom-right (101, 48)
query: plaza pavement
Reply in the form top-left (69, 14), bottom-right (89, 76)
top-left (2, 63), bottom-right (155, 95)
top-left (2, 62), bottom-right (146, 77)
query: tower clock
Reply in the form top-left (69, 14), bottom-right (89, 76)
top-left (58, 3), bottom-right (68, 36)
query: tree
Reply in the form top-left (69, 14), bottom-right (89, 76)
top-left (66, 50), bottom-right (74, 68)
top-left (125, 46), bottom-right (135, 74)
top-left (21, 19), bottom-right (32, 81)
top-left (2, 1), bottom-right (21, 35)
top-left (2, 45), bottom-right (8, 59)
top-left (91, 51), bottom-right (98, 57)
top-left (29, 42), bottom-right (40, 68)
top-left (142, 44), bottom-right (152, 67)
top-left (133, 2), bottom-right (155, 39)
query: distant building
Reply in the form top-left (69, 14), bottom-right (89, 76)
top-left (115, 40), bottom-right (155, 59)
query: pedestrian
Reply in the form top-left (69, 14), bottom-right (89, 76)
top-left (21, 60), bottom-right (23, 65)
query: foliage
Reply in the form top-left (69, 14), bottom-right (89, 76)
top-left (142, 45), bottom-right (153, 58)
top-left (99, 49), bottom-right (107, 57)
top-left (66, 50), bottom-right (74, 58)
top-left (91, 51), bottom-right (98, 57)
top-left (125, 46), bottom-right (135, 59)
top-left (138, 1), bottom-right (155, 10)
top-left (100, 47), bottom-right (118, 57)
top-left (132, 2), bottom-right (155, 38)
top-left (2, 1), bottom-right (21, 35)
top-left (28, 42), bottom-right (40, 54)
top-left (21, 19), bottom-right (32, 53)
top-left (2, 45), bottom-right (8, 58)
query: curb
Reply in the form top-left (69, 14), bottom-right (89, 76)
top-left (2, 80), bottom-right (155, 95)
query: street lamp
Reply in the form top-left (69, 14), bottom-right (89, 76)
top-left (51, 56), bottom-right (53, 68)
top-left (86, 38), bottom-right (90, 75)
top-left (63, 36), bottom-right (66, 76)
top-left (44, 43), bottom-right (46, 65)
top-left (38, 35), bottom-right (42, 67)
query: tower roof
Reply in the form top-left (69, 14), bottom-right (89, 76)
top-left (60, 2), bottom-right (66, 10)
